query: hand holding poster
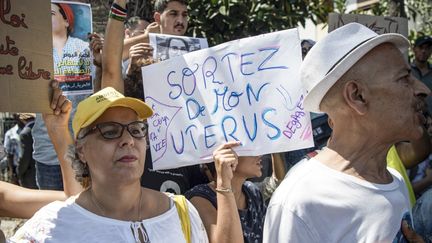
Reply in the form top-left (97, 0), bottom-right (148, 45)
top-left (142, 29), bottom-right (313, 170)
top-left (149, 33), bottom-right (208, 61)
top-left (0, 0), bottom-right (53, 112)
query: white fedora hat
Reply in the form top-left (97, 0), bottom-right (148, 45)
top-left (301, 22), bottom-right (409, 113)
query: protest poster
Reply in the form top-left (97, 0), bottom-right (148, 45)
top-left (328, 13), bottom-right (408, 37)
top-left (149, 33), bottom-right (208, 61)
top-left (0, 0), bottom-right (53, 113)
top-left (52, 1), bottom-right (93, 95)
top-left (142, 29), bottom-right (314, 170)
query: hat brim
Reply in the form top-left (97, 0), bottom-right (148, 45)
top-left (79, 97), bottom-right (153, 132)
top-left (303, 33), bottom-right (409, 113)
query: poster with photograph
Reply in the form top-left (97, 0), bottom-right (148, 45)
top-left (149, 33), bottom-right (208, 61)
top-left (51, 1), bottom-right (93, 95)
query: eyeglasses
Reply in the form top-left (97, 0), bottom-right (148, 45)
top-left (78, 121), bottom-right (148, 140)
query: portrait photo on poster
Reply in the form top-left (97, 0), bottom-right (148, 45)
top-left (51, 1), bottom-right (93, 95)
top-left (150, 33), bottom-right (208, 61)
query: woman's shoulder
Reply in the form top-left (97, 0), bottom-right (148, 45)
top-left (184, 184), bottom-right (212, 198)
top-left (184, 183), bottom-right (217, 209)
top-left (9, 198), bottom-right (79, 242)
top-left (34, 197), bottom-right (76, 218)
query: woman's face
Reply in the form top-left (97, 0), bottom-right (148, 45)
top-left (235, 156), bottom-right (262, 179)
top-left (51, 4), bottom-right (69, 35)
top-left (78, 107), bottom-right (147, 186)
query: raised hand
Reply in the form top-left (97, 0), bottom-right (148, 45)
top-left (127, 43), bottom-right (154, 74)
top-left (146, 22), bottom-right (161, 34)
top-left (42, 80), bottom-right (72, 131)
top-left (88, 33), bottom-right (104, 68)
top-left (213, 141), bottom-right (241, 189)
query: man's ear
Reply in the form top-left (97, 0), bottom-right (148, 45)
top-left (343, 80), bottom-right (368, 115)
top-left (154, 12), bottom-right (161, 24)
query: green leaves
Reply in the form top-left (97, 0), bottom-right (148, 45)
top-left (186, 0), bottom-right (332, 46)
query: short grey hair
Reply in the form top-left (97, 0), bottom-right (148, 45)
top-left (67, 129), bottom-right (92, 188)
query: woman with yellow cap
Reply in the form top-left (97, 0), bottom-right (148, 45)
top-left (9, 85), bottom-right (208, 242)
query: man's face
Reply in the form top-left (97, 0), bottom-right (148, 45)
top-left (365, 44), bottom-right (430, 141)
top-left (167, 38), bottom-right (187, 58)
top-left (126, 20), bottom-right (151, 39)
top-left (413, 43), bottom-right (432, 63)
top-left (155, 1), bottom-right (188, 36)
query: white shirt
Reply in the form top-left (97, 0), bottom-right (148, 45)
top-left (9, 196), bottom-right (208, 243)
top-left (264, 158), bottom-right (411, 243)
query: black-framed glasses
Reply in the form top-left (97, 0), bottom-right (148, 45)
top-left (78, 121), bottom-right (148, 140)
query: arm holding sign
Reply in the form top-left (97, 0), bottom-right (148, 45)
top-left (189, 141), bottom-right (244, 243)
top-left (89, 33), bottom-right (104, 92)
top-left (101, 0), bottom-right (126, 92)
top-left (0, 81), bottom-right (82, 219)
top-left (44, 81), bottom-right (83, 195)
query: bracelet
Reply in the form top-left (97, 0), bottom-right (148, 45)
top-left (215, 187), bottom-right (233, 193)
top-left (112, 3), bottom-right (127, 13)
top-left (109, 2), bottom-right (127, 22)
top-left (109, 12), bottom-right (126, 22)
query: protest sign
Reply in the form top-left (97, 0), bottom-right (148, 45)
top-left (149, 33), bottom-right (208, 61)
top-left (142, 29), bottom-right (314, 170)
top-left (328, 13), bottom-right (408, 37)
top-left (0, 0), bottom-right (53, 113)
top-left (52, 1), bottom-right (93, 95)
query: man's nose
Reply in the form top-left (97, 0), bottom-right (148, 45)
top-left (413, 76), bottom-right (431, 98)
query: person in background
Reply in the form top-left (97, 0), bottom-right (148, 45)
top-left (411, 35), bottom-right (432, 114)
top-left (3, 115), bottom-right (22, 185)
top-left (124, 16), bottom-right (151, 39)
top-left (186, 144), bottom-right (284, 242)
top-left (16, 113), bottom-right (37, 189)
top-left (122, 0), bottom-right (190, 99)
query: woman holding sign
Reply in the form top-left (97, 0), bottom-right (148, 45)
top-left (10, 86), bottom-right (208, 242)
top-left (10, 1), bottom-right (208, 242)
top-left (185, 144), bottom-right (283, 243)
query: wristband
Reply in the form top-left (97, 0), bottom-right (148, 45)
top-left (112, 3), bottom-right (127, 13)
top-left (109, 12), bottom-right (126, 22)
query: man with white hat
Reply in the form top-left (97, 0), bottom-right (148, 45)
top-left (263, 23), bottom-right (429, 242)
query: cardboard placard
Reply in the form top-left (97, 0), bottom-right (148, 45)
top-left (328, 13), bottom-right (408, 37)
top-left (0, 0), bottom-right (53, 113)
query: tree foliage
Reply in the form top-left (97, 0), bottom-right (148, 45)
top-left (186, 0), bottom-right (333, 46)
top-left (92, 0), bottom-right (430, 44)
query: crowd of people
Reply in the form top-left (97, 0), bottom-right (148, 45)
top-left (1, 0), bottom-right (432, 242)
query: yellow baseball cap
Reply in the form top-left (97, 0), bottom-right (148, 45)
top-left (72, 87), bottom-right (153, 139)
